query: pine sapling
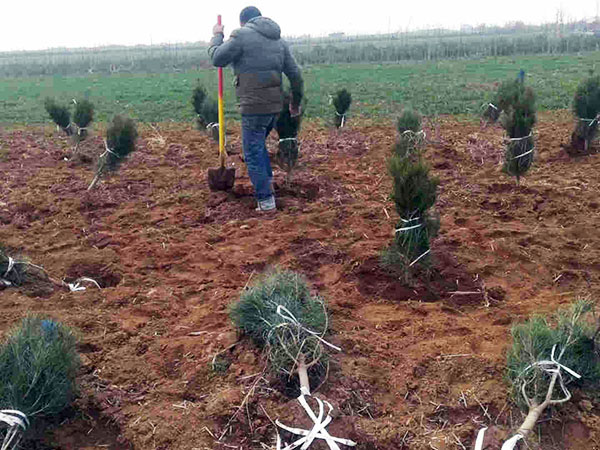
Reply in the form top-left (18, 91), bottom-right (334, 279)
top-left (230, 270), bottom-right (334, 395)
top-left (88, 115), bottom-right (138, 190)
top-left (332, 88), bottom-right (352, 128)
top-left (44, 98), bottom-right (73, 136)
top-left (192, 83), bottom-right (208, 129)
top-left (0, 246), bottom-right (51, 291)
top-left (505, 300), bottom-right (600, 442)
top-left (501, 79), bottom-right (536, 185)
top-left (383, 154), bottom-right (439, 277)
top-left (201, 98), bottom-right (220, 142)
top-left (72, 99), bottom-right (94, 140)
top-left (395, 108), bottom-right (424, 158)
top-left (275, 92), bottom-right (302, 179)
top-left (482, 102), bottom-right (501, 123)
top-left (572, 74), bottom-right (600, 152)
top-left (0, 316), bottom-right (79, 448)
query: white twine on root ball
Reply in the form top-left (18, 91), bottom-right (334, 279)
top-left (276, 306), bottom-right (341, 352)
top-left (206, 122), bottom-right (219, 131)
top-left (65, 277), bottom-right (101, 292)
top-left (507, 132), bottom-right (533, 142)
top-left (474, 427), bottom-right (523, 450)
top-left (0, 410), bottom-right (29, 450)
top-left (401, 130), bottom-right (427, 141)
top-left (395, 223), bottom-right (422, 233)
top-left (481, 102), bottom-right (499, 111)
top-left (519, 344), bottom-right (581, 392)
top-left (77, 127), bottom-right (88, 136)
top-left (409, 249), bottom-right (431, 267)
top-left (580, 116), bottom-right (600, 128)
top-left (335, 111), bottom-right (346, 128)
top-left (101, 140), bottom-right (119, 159)
top-left (275, 387), bottom-right (357, 450)
top-left (511, 148), bottom-right (535, 160)
top-left (475, 345), bottom-right (581, 450)
top-left (400, 216), bottom-right (420, 223)
top-left (279, 138), bottom-right (298, 143)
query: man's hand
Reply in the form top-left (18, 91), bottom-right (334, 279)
top-left (213, 23), bottom-right (224, 35)
top-left (289, 103), bottom-right (302, 118)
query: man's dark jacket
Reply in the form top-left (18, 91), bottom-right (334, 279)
top-left (208, 17), bottom-right (303, 115)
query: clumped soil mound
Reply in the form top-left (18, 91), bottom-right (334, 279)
top-left (1, 113), bottom-right (600, 449)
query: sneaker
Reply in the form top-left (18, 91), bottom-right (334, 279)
top-left (256, 195), bottom-right (276, 212)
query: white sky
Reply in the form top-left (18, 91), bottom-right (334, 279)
top-left (1, 0), bottom-right (598, 51)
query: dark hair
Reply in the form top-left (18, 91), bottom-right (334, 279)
top-left (240, 6), bottom-right (261, 24)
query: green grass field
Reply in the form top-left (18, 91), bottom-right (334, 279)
top-left (1, 52), bottom-right (599, 124)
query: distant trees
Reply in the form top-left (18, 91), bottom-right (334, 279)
top-left (88, 116), bottom-right (138, 190)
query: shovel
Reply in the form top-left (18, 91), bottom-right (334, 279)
top-left (208, 14), bottom-right (236, 191)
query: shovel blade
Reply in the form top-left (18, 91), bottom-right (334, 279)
top-left (208, 166), bottom-right (236, 191)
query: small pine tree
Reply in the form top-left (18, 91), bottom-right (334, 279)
top-left (395, 108), bottom-right (424, 158)
top-left (332, 89), bottom-right (352, 128)
top-left (482, 102), bottom-right (501, 122)
top-left (88, 115), bottom-right (138, 190)
top-left (572, 74), bottom-right (600, 152)
top-left (0, 316), bottom-right (79, 447)
top-left (201, 98), bottom-right (220, 141)
top-left (383, 155), bottom-right (439, 276)
top-left (192, 83), bottom-right (208, 128)
top-left (230, 270), bottom-right (331, 394)
top-left (506, 300), bottom-right (600, 440)
top-left (500, 79), bottom-right (536, 185)
top-left (44, 98), bottom-right (73, 136)
top-left (73, 99), bottom-right (94, 139)
top-left (275, 92), bottom-right (302, 177)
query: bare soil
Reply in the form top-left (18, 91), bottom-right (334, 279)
top-left (1, 111), bottom-right (600, 449)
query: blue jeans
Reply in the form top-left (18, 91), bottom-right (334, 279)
top-left (242, 113), bottom-right (278, 201)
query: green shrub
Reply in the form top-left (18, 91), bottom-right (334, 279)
top-left (73, 99), bottom-right (94, 128)
top-left (332, 89), bottom-right (352, 128)
top-left (500, 85), bottom-right (536, 139)
top-left (389, 155), bottom-right (438, 218)
top-left (105, 115), bottom-right (138, 170)
top-left (44, 98), bottom-right (72, 136)
top-left (384, 155), bottom-right (439, 273)
top-left (572, 75), bottom-right (600, 151)
top-left (0, 316), bottom-right (79, 418)
top-left (482, 102), bottom-right (501, 122)
top-left (275, 92), bottom-right (302, 174)
top-left (396, 108), bottom-right (422, 134)
top-left (507, 300), bottom-right (600, 410)
top-left (88, 115), bottom-right (138, 190)
top-left (200, 99), bottom-right (219, 140)
top-left (500, 80), bottom-right (536, 184)
top-left (230, 270), bottom-right (329, 378)
top-left (73, 99), bottom-right (94, 138)
top-left (495, 78), bottom-right (524, 113)
top-left (191, 83), bottom-right (207, 116)
top-left (394, 109), bottom-right (424, 158)
top-left (573, 75), bottom-right (600, 120)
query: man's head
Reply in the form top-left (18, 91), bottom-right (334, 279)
top-left (240, 6), bottom-right (261, 26)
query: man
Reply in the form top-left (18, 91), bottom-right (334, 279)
top-left (209, 6), bottom-right (303, 212)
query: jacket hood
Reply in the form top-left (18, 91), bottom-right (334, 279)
top-left (246, 17), bottom-right (281, 40)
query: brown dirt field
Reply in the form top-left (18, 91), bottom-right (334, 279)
top-left (1, 111), bottom-right (600, 450)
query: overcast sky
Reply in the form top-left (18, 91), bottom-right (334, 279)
top-left (1, 0), bottom-right (598, 51)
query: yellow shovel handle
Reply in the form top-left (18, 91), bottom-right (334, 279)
top-left (217, 15), bottom-right (227, 166)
